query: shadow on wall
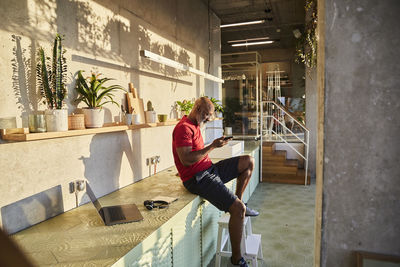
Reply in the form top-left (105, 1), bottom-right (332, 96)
top-left (2, 0), bottom-right (196, 111)
top-left (11, 35), bottom-right (40, 127)
top-left (79, 131), bottom-right (136, 197)
top-left (1, 0), bottom-right (195, 73)
top-left (1, 185), bottom-right (64, 234)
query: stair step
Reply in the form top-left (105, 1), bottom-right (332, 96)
top-left (262, 146), bottom-right (274, 153)
top-left (263, 150), bottom-right (286, 160)
top-left (263, 159), bottom-right (298, 167)
top-left (262, 172), bottom-right (311, 185)
top-left (262, 165), bottom-right (298, 175)
top-left (267, 150), bottom-right (286, 156)
top-left (261, 142), bottom-right (309, 185)
top-left (262, 142), bottom-right (274, 147)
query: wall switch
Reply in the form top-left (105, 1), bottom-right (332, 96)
top-left (69, 182), bottom-right (75, 194)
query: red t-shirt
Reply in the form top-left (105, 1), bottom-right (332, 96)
top-left (172, 116), bottom-right (212, 182)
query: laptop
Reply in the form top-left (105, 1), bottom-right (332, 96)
top-left (86, 182), bottom-right (144, 226)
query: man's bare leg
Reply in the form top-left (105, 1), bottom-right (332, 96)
top-left (228, 155), bottom-right (255, 264)
top-left (235, 155), bottom-right (254, 199)
top-left (228, 199), bottom-right (246, 264)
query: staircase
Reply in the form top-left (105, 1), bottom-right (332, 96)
top-left (262, 142), bottom-right (310, 185)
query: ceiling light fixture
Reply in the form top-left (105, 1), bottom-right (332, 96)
top-left (228, 37), bottom-right (270, 44)
top-left (220, 20), bottom-right (265, 28)
top-left (231, 40), bottom-right (274, 47)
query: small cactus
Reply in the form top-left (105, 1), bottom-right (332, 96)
top-left (147, 101), bottom-right (154, 111)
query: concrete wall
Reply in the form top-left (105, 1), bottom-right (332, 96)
top-left (0, 0), bottom-right (221, 233)
top-left (322, 0), bottom-right (400, 266)
top-left (306, 68), bottom-right (317, 179)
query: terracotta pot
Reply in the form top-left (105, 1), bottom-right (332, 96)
top-left (83, 108), bottom-right (104, 128)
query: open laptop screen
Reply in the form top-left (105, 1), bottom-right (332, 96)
top-left (85, 182), bottom-right (102, 212)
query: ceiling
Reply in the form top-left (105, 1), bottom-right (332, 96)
top-left (205, 0), bottom-right (305, 54)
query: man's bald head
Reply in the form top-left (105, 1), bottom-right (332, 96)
top-left (188, 97), bottom-right (215, 126)
top-left (193, 97), bottom-right (214, 113)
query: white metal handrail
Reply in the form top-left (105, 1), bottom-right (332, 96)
top-left (265, 100), bottom-right (308, 132)
top-left (260, 100), bottom-right (310, 185)
top-left (263, 115), bottom-right (307, 146)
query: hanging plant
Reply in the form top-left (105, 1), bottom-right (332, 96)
top-left (295, 0), bottom-right (317, 77)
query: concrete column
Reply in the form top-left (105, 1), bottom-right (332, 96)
top-left (322, 1), bottom-right (400, 266)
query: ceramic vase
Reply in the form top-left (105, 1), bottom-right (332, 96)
top-left (83, 108), bottom-right (105, 128)
top-left (45, 109), bottom-right (68, 132)
top-left (145, 111), bottom-right (156, 123)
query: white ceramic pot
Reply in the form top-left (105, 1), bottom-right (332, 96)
top-left (45, 109), bottom-right (68, 132)
top-left (132, 114), bottom-right (141, 125)
top-left (145, 111), bottom-right (156, 123)
top-left (83, 108), bottom-right (105, 128)
top-left (125, 113), bottom-right (132, 125)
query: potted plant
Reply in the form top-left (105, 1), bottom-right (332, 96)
top-left (75, 70), bottom-right (125, 128)
top-left (207, 96), bottom-right (224, 118)
top-left (145, 101), bottom-right (157, 123)
top-left (36, 33), bottom-right (68, 132)
top-left (176, 99), bottom-right (194, 117)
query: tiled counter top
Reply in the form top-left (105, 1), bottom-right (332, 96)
top-left (11, 141), bottom-right (260, 266)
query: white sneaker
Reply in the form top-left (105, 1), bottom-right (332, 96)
top-left (245, 204), bottom-right (259, 216)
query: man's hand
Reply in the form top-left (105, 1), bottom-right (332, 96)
top-left (211, 136), bottom-right (230, 149)
top-left (176, 136), bottom-right (231, 166)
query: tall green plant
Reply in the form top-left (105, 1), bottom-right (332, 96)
top-left (75, 71), bottom-right (125, 108)
top-left (36, 34), bottom-right (67, 109)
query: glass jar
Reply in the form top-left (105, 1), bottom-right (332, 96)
top-left (28, 113), bottom-right (46, 133)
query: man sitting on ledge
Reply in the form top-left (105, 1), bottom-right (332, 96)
top-left (172, 97), bottom-right (259, 267)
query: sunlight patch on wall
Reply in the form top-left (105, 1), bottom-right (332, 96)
top-left (27, 0), bottom-right (57, 33)
top-left (77, 0), bottom-right (130, 52)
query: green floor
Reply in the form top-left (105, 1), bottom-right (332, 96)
top-left (210, 182), bottom-right (316, 267)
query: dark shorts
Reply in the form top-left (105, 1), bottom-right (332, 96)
top-left (183, 156), bottom-right (240, 212)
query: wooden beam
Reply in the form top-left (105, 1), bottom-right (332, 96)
top-left (314, 0), bottom-right (325, 266)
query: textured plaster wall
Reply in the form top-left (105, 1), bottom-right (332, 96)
top-left (0, 0), bottom-right (221, 233)
top-left (322, 0), bottom-right (400, 266)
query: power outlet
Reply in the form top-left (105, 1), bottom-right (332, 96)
top-left (76, 180), bottom-right (86, 192)
top-left (70, 180), bottom-right (86, 194)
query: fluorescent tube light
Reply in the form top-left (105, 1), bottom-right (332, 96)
top-left (231, 40), bottom-right (274, 47)
top-left (220, 20), bottom-right (265, 28)
top-left (228, 37), bottom-right (270, 44)
top-left (140, 50), bottom-right (224, 83)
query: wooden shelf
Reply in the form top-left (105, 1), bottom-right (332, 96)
top-left (1, 120), bottom-right (180, 142)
